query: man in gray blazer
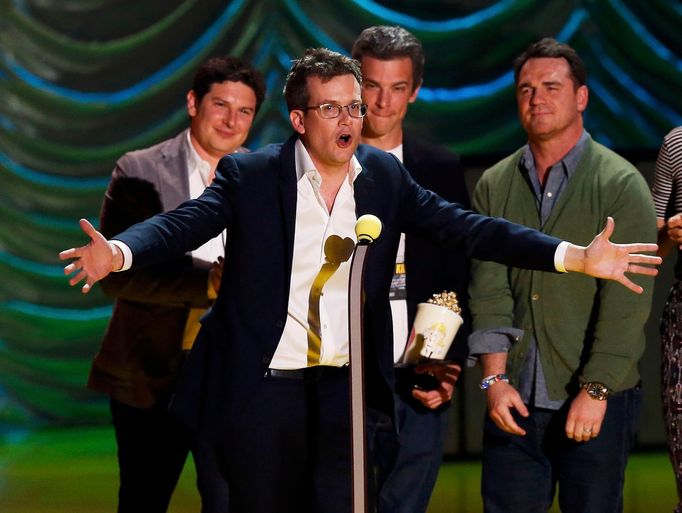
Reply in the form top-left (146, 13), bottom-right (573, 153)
top-left (89, 56), bottom-right (265, 513)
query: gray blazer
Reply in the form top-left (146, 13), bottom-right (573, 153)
top-left (89, 131), bottom-right (213, 408)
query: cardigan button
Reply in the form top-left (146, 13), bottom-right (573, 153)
top-left (531, 293), bottom-right (540, 301)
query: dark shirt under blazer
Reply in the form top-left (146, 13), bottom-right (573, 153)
top-left (402, 134), bottom-right (471, 362)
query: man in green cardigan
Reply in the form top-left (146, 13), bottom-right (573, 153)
top-left (468, 38), bottom-right (656, 513)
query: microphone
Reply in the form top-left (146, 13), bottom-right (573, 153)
top-left (355, 214), bottom-right (382, 244)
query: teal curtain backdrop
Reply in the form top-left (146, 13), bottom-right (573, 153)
top-left (0, 0), bottom-right (680, 436)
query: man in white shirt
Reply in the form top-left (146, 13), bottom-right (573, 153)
top-left (88, 56), bottom-right (265, 513)
top-left (60, 48), bottom-right (659, 513)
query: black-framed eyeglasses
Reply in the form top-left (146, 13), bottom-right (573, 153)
top-left (304, 102), bottom-right (367, 119)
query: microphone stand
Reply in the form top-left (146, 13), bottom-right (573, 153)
top-left (347, 239), bottom-right (371, 513)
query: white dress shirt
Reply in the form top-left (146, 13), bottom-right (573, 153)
top-left (185, 130), bottom-right (226, 267)
top-left (270, 139), bottom-right (362, 369)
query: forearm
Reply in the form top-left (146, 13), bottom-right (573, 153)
top-left (480, 352), bottom-right (509, 376)
top-left (657, 230), bottom-right (676, 258)
top-left (657, 218), bottom-right (676, 258)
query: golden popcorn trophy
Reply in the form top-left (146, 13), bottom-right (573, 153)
top-left (401, 291), bottom-right (463, 364)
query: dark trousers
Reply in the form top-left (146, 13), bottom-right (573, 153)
top-left (215, 367), bottom-right (360, 513)
top-left (110, 398), bottom-right (229, 513)
top-left (373, 390), bottom-right (448, 513)
top-left (482, 387), bottom-right (641, 513)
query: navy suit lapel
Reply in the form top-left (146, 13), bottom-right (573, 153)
top-left (354, 153), bottom-right (377, 218)
top-left (278, 136), bottom-right (298, 272)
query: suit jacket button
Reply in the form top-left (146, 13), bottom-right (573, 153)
top-left (262, 356), bottom-right (271, 365)
top-left (275, 319), bottom-right (284, 328)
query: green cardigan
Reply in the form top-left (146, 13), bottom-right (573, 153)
top-left (470, 137), bottom-right (656, 399)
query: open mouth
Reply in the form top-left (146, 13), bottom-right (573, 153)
top-left (338, 134), bottom-right (352, 147)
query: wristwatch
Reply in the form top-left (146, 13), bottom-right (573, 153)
top-left (581, 381), bottom-right (611, 401)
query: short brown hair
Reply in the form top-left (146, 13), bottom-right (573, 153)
top-left (283, 48), bottom-right (362, 111)
top-left (351, 25), bottom-right (424, 91)
top-left (513, 38), bottom-right (587, 88)
top-left (192, 56), bottom-right (266, 113)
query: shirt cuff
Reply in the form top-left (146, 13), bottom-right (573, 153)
top-left (466, 327), bottom-right (524, 367)
top-left (554, 240), bottom-right (570, 273)
top-left (110, 240), bottom-right (133, 271)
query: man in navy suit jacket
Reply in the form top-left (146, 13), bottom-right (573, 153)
top-left (60, 48), bottom-right (659, 513)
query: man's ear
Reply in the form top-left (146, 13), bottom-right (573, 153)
top-left (187, 90), bottom-right (197, 117)
top-left (408, 81), bottom-right (422, 104)
top-left (290, 109), bottom-right (305, 135)
top-left (576, 85), bottom-right (589, 113)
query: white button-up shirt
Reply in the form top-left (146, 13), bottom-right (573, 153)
top-left (269, 139), bottom-right (362, 369)
top-left (185, 130), bottom-right (226, 266)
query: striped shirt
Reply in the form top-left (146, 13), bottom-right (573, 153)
top-left (653, 126), bottom-right (682, 219)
